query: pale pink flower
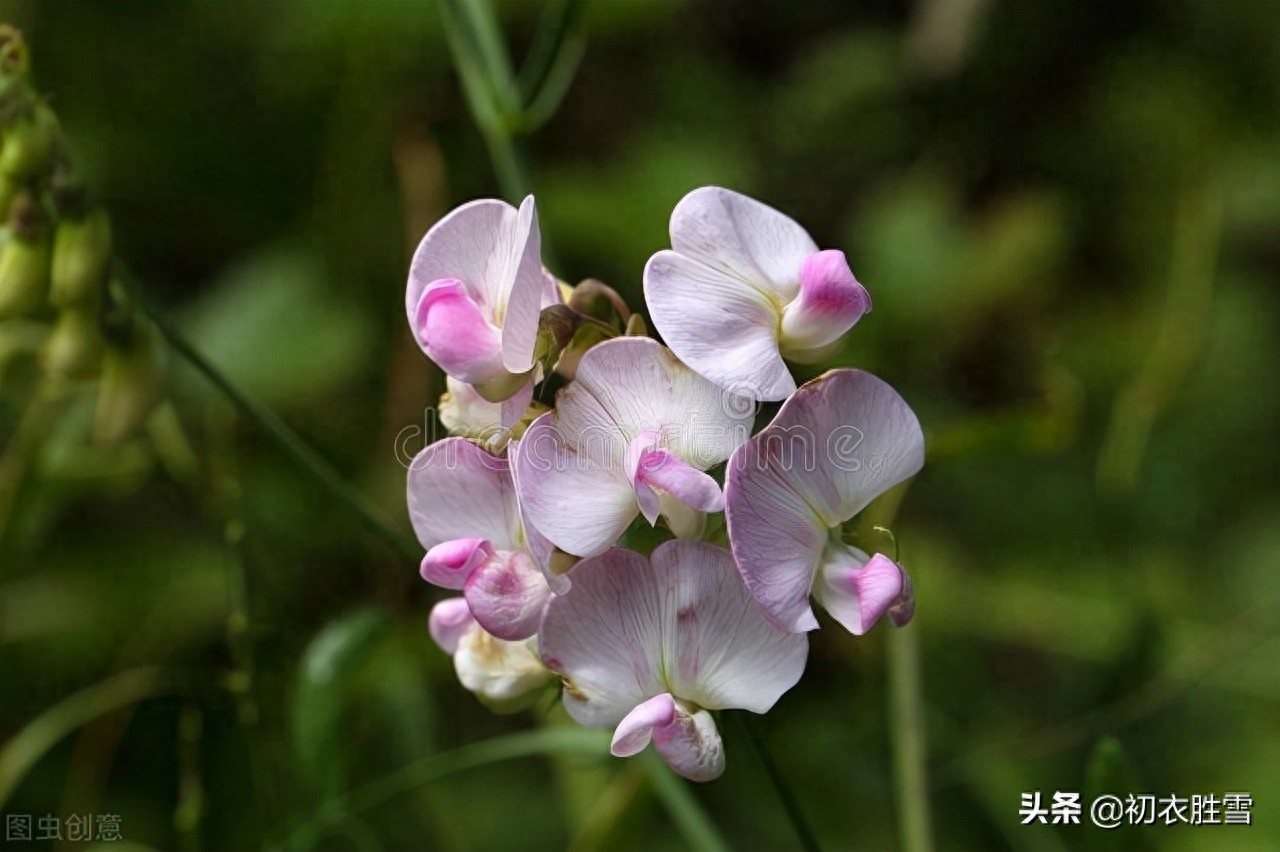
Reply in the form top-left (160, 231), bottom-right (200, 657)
top-left (538, 541), bottom-right (808, 781)
top-left (429, 597), bottom-right (551, 712)
top-left (644, 186), bottom-right (872, 401)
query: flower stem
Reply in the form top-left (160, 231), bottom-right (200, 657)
top-left (736, 713), bottom-right (822, 852)
top-left (118, 267), bottom-right (421, 562)
top-left (887, 625), bottom-right (934, 852)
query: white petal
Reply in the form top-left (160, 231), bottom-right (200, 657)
top-left (499, 196), bottom-right (557, 374)
top-left (653, 541), bottom-right (808, 713)
top-left (507, 436), bottom-right (566, 593)
top-left (438, 377), bottom-right (505, 447)
top-left (667, 186), bottom-right (817, 300)
top-left (644, 250), bottom-right (796, 401)
top-left (428, 597), bottom-right (475, 655)
top-left (515, 412), bottom-right (639, 558)
top-left (568, 337), bottom-right (754, 466)
top-left (406, 437), bottom-right (522, 552)
top-left (538, 548), bottom-right (667, 728)
top-left (454, 627), bottom-right (551, 706)
top-left (407, 199), bottom-right (512, 323)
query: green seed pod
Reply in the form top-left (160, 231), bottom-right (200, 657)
top-left (94, 320), bottom-right (163, 445)
top-left (0, 102), bottom-right (59, 181)
top-left (50, 207), bottom-right (111, 309)
top-left (0, 228), bottom-right (52, 321)
top-left (42, 304), bottom-right (103, 379)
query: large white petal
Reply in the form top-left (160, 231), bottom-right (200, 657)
top-left (499, 196), bottom-right (557, 374)
top-left (653, 541), bottom-right (808, 712)
top-left (644, 250), bottom-right (797, 401)
top-left (761, 369), bottom-right (925, 527)
top-left (406, 437), bottom-right (522, 552)
top-left (515, 412), bottom-right (639, 558)
top-left (407, 199), bottom-right (512, 323)
top-left (667, 186), bottom-right (817, 301)
top-left (539, 548), bottom-right (667, 728)
top-left (568, 337), bottom-right (755, 466)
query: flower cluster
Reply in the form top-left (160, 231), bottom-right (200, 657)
top-left (406, 187), bottom-right (925, 781)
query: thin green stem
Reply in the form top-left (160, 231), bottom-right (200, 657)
top-left (639, 750), bottom-right (730, 852)
top-left (736, 713), bottom-right (822, 852)
top-left (887, 626), bottom-right (933, 852)
top-left (117, 268), bottom-right (420, 562)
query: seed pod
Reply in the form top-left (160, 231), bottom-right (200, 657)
top-left (0, 210), bottom-right (52, 320)
top-left (94, 320), bottom-right (163, 445)
top-left (0, 101), bottom-right (59, 180)
top-left (50, 206), bottom-right (111, 308)
top-left (42, 304), bottom-right (103, 379)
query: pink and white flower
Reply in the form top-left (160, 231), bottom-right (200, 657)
top-left (514, 337), bottom-right (755, 559)
top-left (408, 437), bottom-right (556, 640)
top-left (725, 369), bottom-right (923, 634)
top-left (538, 541), bottom-right (808, 782)
top-left (429, 597), bottom-right (552, 712)
top-left (406, 196), bottom-right (561, 423)
top-left (644, 186), bottom-right (872, 401)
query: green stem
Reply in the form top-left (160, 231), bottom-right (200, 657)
top-left (117, 268), bottom-right (420, 562)
top-left (887, 626), bottom-right (933, 852)
top-left (736, 713), bottom-right (821, 852)
top-left (853, 483), bottom-right (934, 852)
top-left (639, 750), bottom-right (730, 852)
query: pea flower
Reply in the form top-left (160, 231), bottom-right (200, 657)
top-left (429, 597), bottom-right (552, 713)
top-left (538, 541), bottom-right (808, 781)
top-left (644, 186), bottom-right (872, 401)
top-left (406, 196), bottom-right (561, 423)
top-left (515, 336), bottom-right (754, 559)
top-left (408, 437), bottom-right (555, 640)
top-left (724, 369), bottom-right (923, 634)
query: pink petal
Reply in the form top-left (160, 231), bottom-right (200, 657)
top-left (538, 548), bottom-right (666, 728)
top-left (413, 278), bottom-right (508, 386)
top-left (428, 597), bottom-right (475, 655)
top-left (653, 541), bottom-right (808, 712)
top-left (463, 550), bottom-right (552, 641)
top-left (498, 196), bottom-right (557, 375)
top-left (634, 449), bottom-right (725, 514)
top-left (779, 250), bottom-right (872, 353)
top-left (407, 437), bottom-right (522, 552)
top-left (420, 537), bottom-right (494, 589)
top-left (611, 693), bottom-right (676, 757)
top-left (515, 413), bottom-right (639, 558)
top-left (644, 249), bottom-right (796, 401)
top-left (407, 199), bottom-right (511, 322)
top-left (667, 186), bottom-right (818, 301)
top-left (609, 694), bottom-right (726, 782)
top-left (507, 437), bottom-right (566, 594)
top-left (815, 547), bottom-right (912, 635)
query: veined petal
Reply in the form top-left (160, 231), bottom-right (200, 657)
top-left (568, 337), bottom-right (755, 466)
top-left (756, 369), bottom-right (925, 528)
top-left (515, 412), bottom-right (638, 558)
top-left (464, 550), bottom-right (552, 641)
top-left (644, 250), bottom-right (796, 402)
top-left (413, 279), bottom-right (508, 386)
top-left (407, 437), bottom-right (522, 552)
top-left (538, 548), bottom-right (667, 728)
top-left (611, 693), bottom-right (726, 783)
top-left (779, 250), bottom-right (872, 353)
top-left (498, 196), bottom-right (557, 374)
top-left (815, 546), bottom-right (914, 636)
top-left (407, 199), bottom-right (511, 322)
top-left (420, 537), bottom-right (494, 589)
top-left (499, 373), bottom-right (536, 428)
top-left (507, 437), bottom-right (565, 593)
top-left (654, 541), bottom-right (808, 712)
top-left (428, 597), bottom-right (475, 655)
top-left (667, 186), bottom-right (817, 300)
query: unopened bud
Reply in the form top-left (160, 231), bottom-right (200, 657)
top-left (42, 305), bottom-right (103, 379)
top-left (0, 101), bottom-right (60, 181)
top-left (94, 320), bottom-right (163, 445)
top-left (50, 207), bottom-right (111, 308)
top-left (567, 279), bottom-right (631, 328)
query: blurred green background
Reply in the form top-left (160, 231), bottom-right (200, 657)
top-left (1, 1), bottom-right (1277, 850)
